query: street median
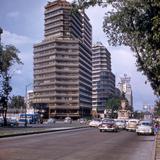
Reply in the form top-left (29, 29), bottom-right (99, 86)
top-left (0, 125), bottom-right (89, 138)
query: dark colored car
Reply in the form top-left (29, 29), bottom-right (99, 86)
top-left (99, 119), bottom-right (118, 132)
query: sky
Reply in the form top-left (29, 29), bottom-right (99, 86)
top-left (0, 0), bottom-right (157, 110)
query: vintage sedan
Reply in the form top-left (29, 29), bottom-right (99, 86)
top-left (136, 120), bottom-right (154, 135)
top-left (45, 118), bottom-right (56, 124)
top-left (126, 119), bottom-right (139, 131)
top-left (64, 117), bottom-right (72, 124)
top-left (89, 118), bottom-right (102, 127)
top-left (115, 119), bottom-right (126, 129)
top-left (0, 117), bottom-right (4, 126)
top-left (99, 119), bottom-right (118, 132)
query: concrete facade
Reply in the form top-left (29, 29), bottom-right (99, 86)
top-left (92, 42), bottom-right (115, 113)
top-left (33, 0), bottom-right (92, 118)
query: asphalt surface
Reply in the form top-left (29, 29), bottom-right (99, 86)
top-left (0, 128), bottom-right (155, 160)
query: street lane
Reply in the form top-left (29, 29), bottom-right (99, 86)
top-left (0, 128), bottom-right (155, 160)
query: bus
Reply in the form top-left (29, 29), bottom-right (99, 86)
top-left (19, 113), bottom-right (39, 124)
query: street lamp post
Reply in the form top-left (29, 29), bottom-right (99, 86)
top-left (0, 27), bottom-right (3, 45)
top-left (25, 83), bottom-right (32, 127)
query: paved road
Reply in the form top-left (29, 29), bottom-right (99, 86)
top-left (0, 128), bottom-right (155, 160)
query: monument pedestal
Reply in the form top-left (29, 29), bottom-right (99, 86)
top-left (118, 110), bottom-right (131, 119)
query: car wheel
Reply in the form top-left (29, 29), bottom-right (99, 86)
top-left (151, 132), bottom-right (155, 136)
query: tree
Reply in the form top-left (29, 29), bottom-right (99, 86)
top-left (106, 97), bottom-right (121, 118)
top-left (133, 110), bottom-right (144, 119)
top-left (9, 95), bottom-right (25, 109)
top-left (0, 44), bottom-right (23, 126)
top-left (72, 0), bottom-right (160, 96)
top-left (154, 99), bottom-right (160, 116)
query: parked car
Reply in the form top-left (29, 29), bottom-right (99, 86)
top-left (78, 118), bottom-right (87, 124)
top-left (45, 118), bottom-right (56, 124)
top-left (115, 119), bottom-right (126, 129)
top-left (7, 117), bottom-right (19, 126)
top-left (0, 117), bottom-right (4, 126)
top-left (136, 120), bottom-right (154, 135)
top-left (64, 117), bottom-right (72, 124)
top-left (19, 113), bottom-right (38, 124)
top-left (126, 119), bottom-right (139, 131)
top-left (89, 118), bottom-right (102, 127)
top-left (99, 119), bottom-right (118, 132)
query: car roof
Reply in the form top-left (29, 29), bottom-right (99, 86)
top-left (140, 120), bottom-right (152, 123)
top-left (128, 119), bottom-right (139, 122)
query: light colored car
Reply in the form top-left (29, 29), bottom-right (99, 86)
top-left (89, 118), bottom-right (102, 127)
top-left (64, 117), bottom-right (72, 124)
top-left (0, 117), bottom-right (4, 126)
top-left (7, 117), bottom-right (19, 126)
top-left (99, 119), bottom-right (118, 132)
top-left (45, 118), bottom-right (56, 124)
top-left (126, 119), bottom-right (139, 131)
top-left (136, 120), bottom-right (154, 135)
top-left (79, 118), bottom-right (87, 124)
top-left (115, 119), bottom-right (126, 129)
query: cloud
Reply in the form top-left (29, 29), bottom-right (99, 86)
top-left (85, 6), bottom-right (157, 109)
top-left (2, 30), bottom-right (33, 46)
top-left (14, 69), bottom-right (22, 75)
top-left (7, 11), bottom-right (19, 18)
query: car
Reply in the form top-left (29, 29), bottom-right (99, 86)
top-left (64, 117), bottom-right (72, 124)
top-left (7, 117), bottom-right (19, 126)
top-left (99, 119), bottom-right (118, 132)
top-left (78, 118), bottom-right (87, 124)
top-left (89, 118), bottom-right (102, 127)
top-left (45, 118), bottom-right (56, 124)
top-left (136, 120), bottom-right (154, 135)
top-left (126, 119), bottom-right (139, 131)
top-left (19, 113), bottom-right (38, 124)
top-left (115, 119), bottom-right (126, 129)
top-left (0, 117), bottom-right (4, 126)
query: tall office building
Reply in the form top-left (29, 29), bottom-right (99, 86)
top-left (33, 0), bottom-right (92, 118)
top-left (92, 42), bottom-right (115, 113)
top-left (118, 74), bottom-right (133, 110)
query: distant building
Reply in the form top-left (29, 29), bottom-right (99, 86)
top-left (115, 87), bottom-right (121, 98)
top-left (92, 42), bottom-right (115, 113)
top-left (26, 90), bottom-right (34, 110)
top-left (118, 74), bottom-right (133, 110)
top-left (33, 0), bottom-right (92, 118)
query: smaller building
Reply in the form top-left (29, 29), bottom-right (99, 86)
top-left (92, 42), bottom-right (116, 114)
top-left (26, 90), bottom-right (34, 110)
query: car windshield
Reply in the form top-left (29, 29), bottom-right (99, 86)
top-left (140, 122), bottom-right (152, 126)
top-left (129, 121), bottom-right (137, 123)
top-left (102, 120), bottom-right (114, 124)
top-left (93, 119), bottom-right (101, 122)
top-left (116, 120), bottom-right (125, 123)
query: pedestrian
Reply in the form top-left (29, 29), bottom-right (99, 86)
top-left (154, 122), bottom-right (159, 135)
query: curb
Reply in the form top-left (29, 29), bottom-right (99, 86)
top-left (153, 134), bottom-right (157, 160)
top-left (154, 132), bottom-right (160, 160)
top-left (0, 126), bottom-right (89, 138)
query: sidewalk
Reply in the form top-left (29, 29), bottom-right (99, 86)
top-left (0, 124), bottom-right (89, 138)
top-left (154, 132), bottom-right (160, 160)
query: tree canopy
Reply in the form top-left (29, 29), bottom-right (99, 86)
top-left (72, 0), bottom-right (160, 96)
top-left (9, 95), bottom-right (25, 109)
top-left (0, 44), bottom-right (22, 125)
top-left (106, 97), bottom-right (121, 118)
